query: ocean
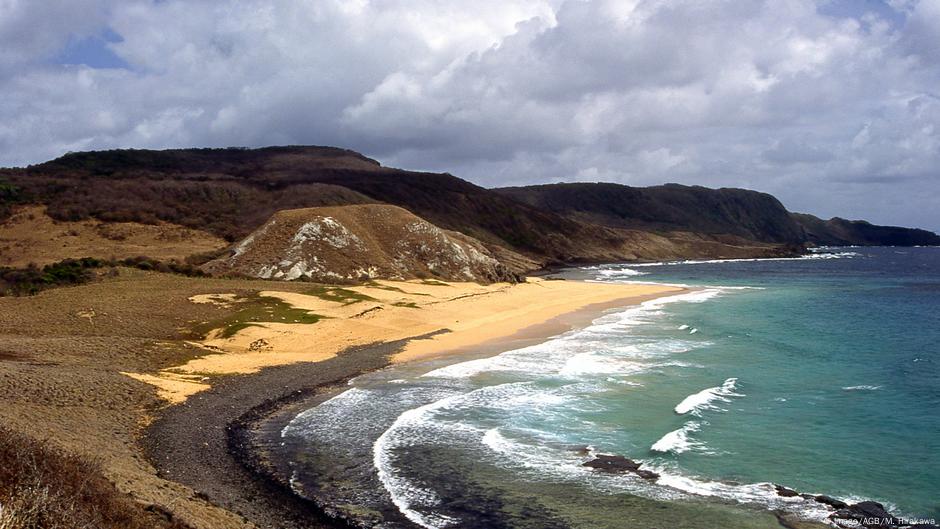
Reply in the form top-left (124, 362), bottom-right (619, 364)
top-left (278, 246), bottom-right (940, 528)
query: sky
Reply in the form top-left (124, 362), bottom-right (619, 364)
top-left (1, 0), bottom-right (938, 231)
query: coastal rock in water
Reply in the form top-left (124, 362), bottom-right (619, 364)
top-left (833, 500), bottom-right (940, 529)
top-left (775, 512), bottom-right (830, 529)
top-left (830, 501), bottom-right (896, 528)
top-left (774, 484), bottom-right (801, 498)
top-left (633, 469), bottom-right (660, 480)
top-left (582, 455), bottom-right (641, 473)
top-left (581, 455), bottom-right (659, 480)
top-left (567, 445), bottom-right (593, 456)
top-left (813, 495), bottom-right (848, 510)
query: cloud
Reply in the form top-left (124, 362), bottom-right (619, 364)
top-left (0, 0), bottom-right (111, 72)
top-left (0, 0), bottom-right (938, 230)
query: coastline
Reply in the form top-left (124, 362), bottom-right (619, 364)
top-left (144, 280), bottom-right (686, 529)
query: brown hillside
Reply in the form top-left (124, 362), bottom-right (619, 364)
top-left (496, 182), bottom-right (806, 244)
top-left (0, 206), bottom-right (227, 267)
top-left (1, 146), bottom-right (805, 268)
top-left (204, 204), bottom-right (531, 283)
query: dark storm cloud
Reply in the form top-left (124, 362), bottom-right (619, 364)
top-left (0, 0), bottom-right (937, 230)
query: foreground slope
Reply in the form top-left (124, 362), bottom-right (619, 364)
top-left (203, 204), bottom-right (526, 283)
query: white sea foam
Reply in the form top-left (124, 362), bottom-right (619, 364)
top-left (560, 352), bottom-right (647, 377)
top-left (674, 378), bottom-right (742, 415)
top-left (678, 324), bottom-right (689, 330)
top-left (423, 289), bottom-right (724, 380)
top-left (373, 395), bottom-right (463, 529)
top-left (650, 469), bottom-right (833, 521)
top-left (295, 271), bottom-right (878, 527)
top-left (842, 385), bottom-right (883, 391)
top-left (650, 422), bottom-right (703, 454)
top-left (374, 381), bottom-right (592, 527)
top-left (689, 328), bottom-right (698, 334)
top-left (597, 267), bottom-right (649, 277)
top-left (614, 252), bottom-right (860, 268)
top-left (481, 428), bottom-right (516, 456)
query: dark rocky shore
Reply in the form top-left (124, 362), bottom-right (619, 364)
top-left (578, 454), bottom-right (938, 529)
top-left (142, 336), bottom-right (437, 529)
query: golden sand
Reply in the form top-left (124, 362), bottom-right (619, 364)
top-left (129, 278), bottom-right (683, 403)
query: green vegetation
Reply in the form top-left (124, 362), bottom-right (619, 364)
top-left (117, 256), bottom-right (207, 276)
top-left (192, 294), bottom-right (325, 339)
top-left (304, 285), bottom-right (377, 305)
top-left (0, 426), bottom-right (185, 529)
top-left (0, 258), bottom-right (103, 296)
top-left (217, 322), bottom-right (263, 339)
top-left (364, 281), bottom-right (430, 296)
top-left (0, 178), bottom-right (20, 219)
top-left (0, 257), bottom-right (206, 296)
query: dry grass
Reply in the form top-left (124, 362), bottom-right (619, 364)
top-left (0, 426), bottom-right (186, 529)
top-left (0, 268), bottom-right (326, 529)
top-left (0, 206), bottom-right (227, 268)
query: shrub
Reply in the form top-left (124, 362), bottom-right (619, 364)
top-left (0, 426), bottom-right (186, 529)
top-left (0, 256), bottom-right (205, 296)
top-left (0, 259), bottom-right (101, 296)
top-left (0, 179), bottom-right (20, 220)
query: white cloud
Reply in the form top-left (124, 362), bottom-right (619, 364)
top-left (0, 0), bottom-right (110, 71)
top-left (0, 0), bottom-right (938, 230)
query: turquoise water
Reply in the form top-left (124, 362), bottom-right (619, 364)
top-left (573, 248), bottom-right (940, 518)
top-left (282, 247), bottom-right (940, 528)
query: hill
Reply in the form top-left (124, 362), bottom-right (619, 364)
top-left (0, 146), bottom-right (801, 272)
top-left (792, 213), bottom-right (940, 247)
top-left (496, 182), bottom-right (805, 244)
top-left (203, 204), bottom-right (527, 283)
top-left (497, 182), bottom-right (938, 248)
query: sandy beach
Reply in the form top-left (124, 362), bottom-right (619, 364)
top-left (0, 269), bottom-right (683, 529)
top-left (128, 277), bottom-right (683, 403)
top-left (139, 277), bottom-right (684, 529)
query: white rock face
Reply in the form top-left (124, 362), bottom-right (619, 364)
top-left (292, 217), bottom-right (364, 250)
top-left (206, 205), bottom-right (519, 283)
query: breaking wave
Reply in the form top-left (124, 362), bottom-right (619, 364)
top-left (650, 422), bottom-right (704, 454)
top-left (617, 251), bottom-right (860, 268)
top-left (674, 378), bottom-right (743, 415)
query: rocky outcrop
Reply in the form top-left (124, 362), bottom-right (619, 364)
top-left (581, 454), bottom-right (659, 480)
top-left (767, 483), bottom-right (938, 529)
top-left (828, 500), bottom-right (938, 529)
top-left (203, 204), bottom-right (527, 283)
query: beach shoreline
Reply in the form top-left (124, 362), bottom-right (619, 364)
top-left (144, 280), bottom-right (686, 529)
